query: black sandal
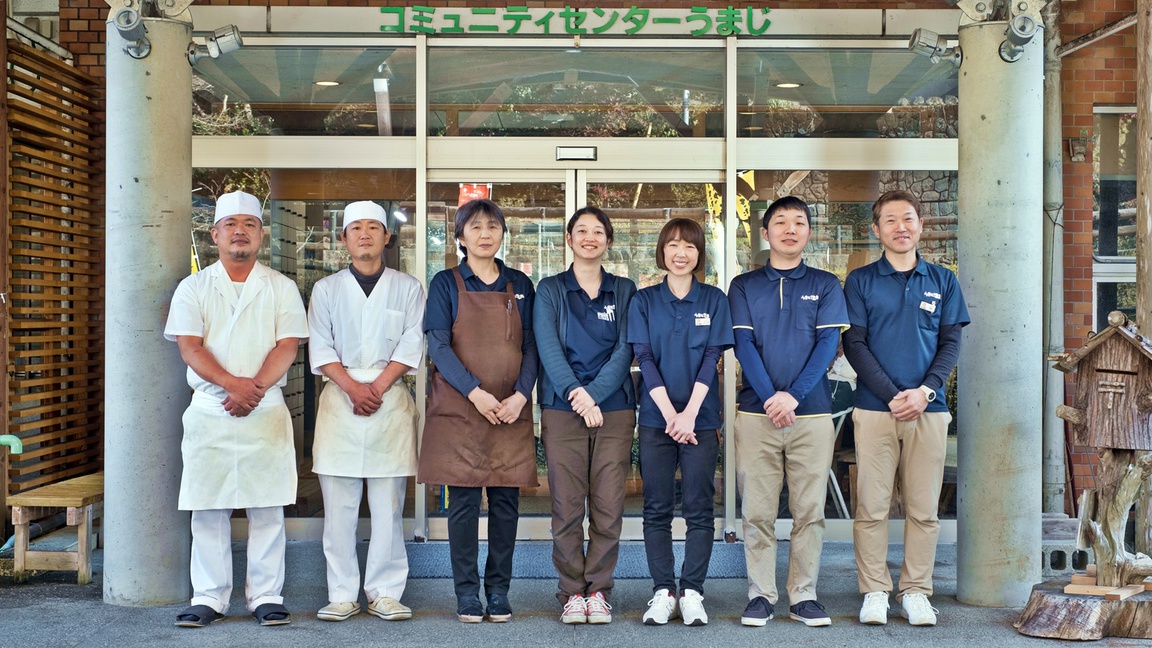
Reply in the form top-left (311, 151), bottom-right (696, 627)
top-left (253, 602), bottom-right (292, 626)
top-left (175, 604), bottom-right (222, 628)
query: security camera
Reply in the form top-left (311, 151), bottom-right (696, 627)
top-left (909, 28), bottom-right (949, 60)
top-left (112, 8), bottom-right (151, 59)
top-left (1000, 15), bottom-right (1037, 62)
top-left (206, 25), bottom-right (243, 58)
top-left (187, 25), bottom-right (244, 66)
top-left (908, 28), bottom-right (962, 68)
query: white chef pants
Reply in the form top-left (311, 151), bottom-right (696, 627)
top-left (190, 507), bottom-right (286, 614)
top-left (319, 475), bottom-right (409, 603)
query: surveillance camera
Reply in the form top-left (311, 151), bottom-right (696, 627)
top-left (908, 29), bottom-right (948, 60)
top-left (1000, 15), bottom-right (1037, 62)
top-left (187, 25), bottom-right (244, 66)
top-left (206, 25), bottom-right (243, 58)
top-left (113, 8), bottom-right (147, 42)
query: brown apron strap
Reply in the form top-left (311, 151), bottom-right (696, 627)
top-left (452, 266), bottom-right (466, 291)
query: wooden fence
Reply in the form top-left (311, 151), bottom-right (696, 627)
top-left (3, 38), bottom-right (104, 513)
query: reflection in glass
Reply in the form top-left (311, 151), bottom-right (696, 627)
top-left (192, 47), bottom-right (417, 136)
top-left (737, 50), bottom-right (959, 138)
top-left (1098, 282), bottom-right (1137, 332)
top-left (1094, 112), bottom-right (1137, 258)
top-left (429, 48), bottom-right (724, 137)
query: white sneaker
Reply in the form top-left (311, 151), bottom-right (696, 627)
top-left (679, 589), bottom-right (708, 626)
top-left (859, 591), bottom-right (889, 625)
top-left (584, 592), bottom-right (612, 624)
top-left (316, 601), bottom-right (360, 622)
top-left (642, 589), bottom-right (678, 625)
top-left (900, 593), bottom-right (938, 626)
top-left (560, 594), bottom-right (587, 624)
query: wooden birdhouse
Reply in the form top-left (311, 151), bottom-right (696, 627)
top-left (1053, 311), bottom-right (1152, 452)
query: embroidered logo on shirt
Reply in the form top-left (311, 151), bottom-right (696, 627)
top-left (515, 293), bottom-right (525, 300)
top-left (920, 300), bottom-right (937, 314)
top-left (695, 313), bottom-right (711, 326)
top-left (924, 291), bottom-right (942, 299)
top-left (598, 305), bottom-right (616, 322)
top-left (800, 294), bottom-right (819, 301)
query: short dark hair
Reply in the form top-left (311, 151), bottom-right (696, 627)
top-left (872, 190), bottom-right (922, 225)
top-left (762, 195), bottom-right (811, 229)
top-left (567, 206), bottom-right (614, 243)
top-left (655, 218), bottom-right (706, 273)
top-left (454, 199), bottom-right (507, 256)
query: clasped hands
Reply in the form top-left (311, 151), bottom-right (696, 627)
top-left (469, 387), bottom-right (528, 425)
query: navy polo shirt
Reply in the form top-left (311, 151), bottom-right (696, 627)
top-left (627, 277), bottom-right (734, 430)
top-left (729, 262), bottom-right (849, 416)
top-left (546, 269), bottom-right (630, 412)
top-left (844, 254), bottom-right (970, 412)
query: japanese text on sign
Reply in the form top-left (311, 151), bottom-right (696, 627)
top-left (379, 6), bottom-right (772, 37)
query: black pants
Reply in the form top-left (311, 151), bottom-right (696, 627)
top-left (638, 425), bottom-right (718, 596)
top-left (447, 486), bottom-right (520, 599)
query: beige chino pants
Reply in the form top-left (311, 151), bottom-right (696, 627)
top-left (851, 408), bottom-right (951, 597)
top-left (735, 412), bottom-right (834, 606)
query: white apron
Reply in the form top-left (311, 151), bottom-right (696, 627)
top-left (312, 369), bottom-right (419, 478)
top-left (179, 390), bottom-right (298, 510)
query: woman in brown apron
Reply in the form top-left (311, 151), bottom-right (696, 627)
top-left (418, 199), bottom-right (538, 624)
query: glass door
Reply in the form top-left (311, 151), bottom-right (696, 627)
top-left (422, 170), bottom-right (727, 541)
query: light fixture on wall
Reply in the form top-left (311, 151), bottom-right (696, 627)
top-left (1067, 129), bottom-right (1089, 162)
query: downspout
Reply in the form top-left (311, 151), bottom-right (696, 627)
top-left (1042, 0), bottom-right (1068, 515)
top-left (0, 436), bottom-right (21, 454)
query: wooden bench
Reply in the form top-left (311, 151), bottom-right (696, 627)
top-left (9, 471), bottom-right (104, 584)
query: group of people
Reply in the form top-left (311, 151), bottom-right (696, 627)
top-left (164, 188), bottom-right (967, 630)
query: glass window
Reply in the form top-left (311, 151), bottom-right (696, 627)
top-left (737, 49), bottom-right (958, 138)
top-left (1097, 281), bottom-right (1137, 333)
top-left (428, 48), bottom-right (724, 137)
top-left (193, 47), bottom-right (417, 136)
top-left (1094, 111), bottom-right (1137, 259)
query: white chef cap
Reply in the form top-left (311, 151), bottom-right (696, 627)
top-left (213, 191), bottom-right (263, 225)
top-left (341, 201), bottom-right (388, 232)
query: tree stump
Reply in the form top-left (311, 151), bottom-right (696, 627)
top-left (1015, 581), bottom-right (1152, 640)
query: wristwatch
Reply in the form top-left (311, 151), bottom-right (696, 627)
top-left (918, 385), bottom-right (937, 403)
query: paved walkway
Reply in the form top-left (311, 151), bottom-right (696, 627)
top-left (0, 541), bottom-right (1141, 647)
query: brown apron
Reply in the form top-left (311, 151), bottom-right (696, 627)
top-left (417, 267), bottom-right (538, 487)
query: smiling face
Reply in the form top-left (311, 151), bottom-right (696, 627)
top-left (341, 218), bottom-right (389, 263)
top-left (211, 214), bottom-right (264, 262)
top-left (458, 211), bottom-right (504, 260)
top-left (566, 213), bottom-right (610, 262)
top-left (662, 236), bottom-right (700, 278)
top-left (872, 199), bottom-right (923, 256)
top-left (763, 206), bottom-right (811, 268)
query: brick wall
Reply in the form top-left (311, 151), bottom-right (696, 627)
top-left (1060, 0), bottom-right (1138, 498)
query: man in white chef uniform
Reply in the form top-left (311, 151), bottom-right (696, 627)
top-left (165, 191), bottom-right (308, 628)
top-left (308, 200), bottom-right (424, 622)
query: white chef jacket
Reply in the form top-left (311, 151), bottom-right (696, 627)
top-left (163, 260), bottom-right (308, 510)
top-left (308, 267), bottom-right (425, 478)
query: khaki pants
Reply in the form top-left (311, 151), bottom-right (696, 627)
top-left (735, 412), bottom-right (834, 606)
top-left (852, 409), bottom-right (951, 597)
top-left (541, 408), bottom-right (635, 603)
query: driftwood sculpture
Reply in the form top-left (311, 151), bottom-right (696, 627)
top-left (1016, 311), bottom-right (1152, 640)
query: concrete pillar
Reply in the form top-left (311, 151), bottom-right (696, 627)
top-left (956, 20), bottom-right (1044, 606)
top-left (104, 15), bottom-right (193, 606)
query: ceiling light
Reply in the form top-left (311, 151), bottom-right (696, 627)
top-left (393, 210), bottom-right (408, 223)
top-left (775, 82), bottom-right (802, 89)
top-left (315, 80), bottom-right (340, 87)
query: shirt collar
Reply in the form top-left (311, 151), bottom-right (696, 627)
top-left (458, 258), bottom-right (508, 286)
top-left (562, 265), bottom-right (615, 296)
top-left (876, 252), bottom-right (927, 276)
top-left (660, 275), bottom-right (700, 303)
top-left (763, 261), bottom-right (808, 281)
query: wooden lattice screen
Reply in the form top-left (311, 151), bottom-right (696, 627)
top-left (3, 39), bottom-right (104, 498)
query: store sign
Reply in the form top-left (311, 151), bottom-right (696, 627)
top-left (379, 6), bottom-right (773, 37)
top-left (459, 183), bottom-right (491, 203)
